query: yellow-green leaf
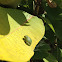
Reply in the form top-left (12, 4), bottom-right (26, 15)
top-left (0, 7), bottom-right (45, 62)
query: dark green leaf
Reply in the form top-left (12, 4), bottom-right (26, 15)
top-left (43, 53), bottom-right (58, 62)
top-left (44, 6), bottom-right (62, 41)
top-left (45, 24), bottom-right (56, 44)
top-left (51, 47), bottom-right (62, 62)
top-left (32, 40), bottom-right (51, 60)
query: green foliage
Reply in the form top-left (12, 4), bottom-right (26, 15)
top-left (31, 0), bottom-right (62, 62)
top-left (32, 39), bottom-right (51, 60)
top-left (0, 0), bottom-right (62, 62)
top-left (44, 7), bottom-right (62, 41)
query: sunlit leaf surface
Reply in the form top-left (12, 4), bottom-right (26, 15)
top-left (0, 7), bottom-right (45, 62)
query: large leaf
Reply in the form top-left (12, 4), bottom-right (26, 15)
top-left (0, 7), bottom-right (45, 62)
